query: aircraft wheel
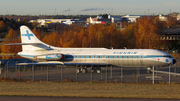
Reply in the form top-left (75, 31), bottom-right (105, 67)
top-left (96, 69), bottom-right (101, 74)
top-left (82, 68), bottom-right (87, 73)
top-left (146, 67), bottom-right (151, 73)
top-left (76, 69), bottom-right (80, 73)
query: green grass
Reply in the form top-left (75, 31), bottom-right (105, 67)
top-left (0, 82), bottom-right (180, 99)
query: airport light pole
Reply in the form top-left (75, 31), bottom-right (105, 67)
top-left (170, 9), bottom-right (171, 14)
top-left (55, 9), bottom-right (56, 15)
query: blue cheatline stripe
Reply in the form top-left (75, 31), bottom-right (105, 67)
top-left (64, 55), bottom-right (167, 59)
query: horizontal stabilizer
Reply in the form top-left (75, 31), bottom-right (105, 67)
top-left (5, 43), bottom-right (41, 45)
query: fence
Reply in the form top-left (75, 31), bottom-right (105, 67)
top-left (1, 61), bottom-right (180, 84)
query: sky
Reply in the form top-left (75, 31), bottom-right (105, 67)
top-left (0, 0), bottom-right (179, 15)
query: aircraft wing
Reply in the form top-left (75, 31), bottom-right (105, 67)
top-left (17, 61), bottom-right (64, 65)
top-left (17, 62), bottom-right (110, 66)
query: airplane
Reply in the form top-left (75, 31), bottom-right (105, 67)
top-left (5, 25), bottom-right (176, 73)
top-left (89, 17), bottom-right (105, 24)
top-left (45, 18), bottom-right (53, 23)
top-left (62, 20), bottom-right (74, 25)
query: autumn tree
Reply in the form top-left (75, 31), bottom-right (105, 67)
top-left (96, 31), bottom-right (105, 47)
top-left (134, 16), bottom-right (160, 49)
top-left (42, 32), bottom-right (59, 46)
top-left (1, 28), bottom-right (21, 59)
top-left (32, 27), bottom-right (44, 40)
top-left (77, 28), bottom-right (86, 47)
top-left (121, 24), bottom-right (135, 49)
top-left (59, 31), bottom-right (77, 47)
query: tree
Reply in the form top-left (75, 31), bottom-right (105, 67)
top-left (32, 27), bottom-right (44, 40)
top-left (134, 16), bottom-right (160, 49)
top-left (0, 21), bottom-right (6, 32)
top-left (121, 24), bottom-right (135, 49)
top-left (42, 32), bottom-right (59, 46)
top-left (0, 29), bottom-right (21, 59)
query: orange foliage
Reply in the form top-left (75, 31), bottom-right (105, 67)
top-left (134, 16), bottom-right (160, 49)
top-left (32, 27), bottom-right (44, 40)
top-left (0, 28), bottom-right (21, 59)
top-left (42, 32), bottom-right (59, 46)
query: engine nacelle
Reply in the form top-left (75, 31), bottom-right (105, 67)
top-left (36, 54), bottom-right (64, 61)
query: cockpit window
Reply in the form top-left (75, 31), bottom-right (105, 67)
top-left (163, 55), bottom-right (172, 58)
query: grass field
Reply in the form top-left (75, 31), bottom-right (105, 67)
top-left (0, 81), bottom-right (180, 99)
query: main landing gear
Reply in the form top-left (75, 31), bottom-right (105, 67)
top-left (76, 68), bottom-right (87, 73)
top-left (76, 66), bottom-right (101, 74)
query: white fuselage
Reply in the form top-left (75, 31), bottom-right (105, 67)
top-left (18, 48), bottom-right (174, 67)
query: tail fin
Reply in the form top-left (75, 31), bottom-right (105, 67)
top-left (20, 26), bottom-right (41, 44)
top-left (20, 25), bottom-right (53, 51)
top-left (51, 18), bottom-right (53, 23)
top-left (89, 17), bottom-right (93, 23)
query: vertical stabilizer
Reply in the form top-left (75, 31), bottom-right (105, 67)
top-left (89, 17), bottom-right (93, 23)
top-left (20, 26), bottom-right (41, 43)
top-left (20, 25), bottom-right (52, 51)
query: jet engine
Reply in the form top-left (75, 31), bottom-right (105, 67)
top-left (35, 54), bottom-right (64, 61)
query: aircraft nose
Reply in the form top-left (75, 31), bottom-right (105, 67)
top-left (173, 59), bottom-right (176, 64)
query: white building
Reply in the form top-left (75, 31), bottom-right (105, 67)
top-left (176, 14), bottom-right (180, 20)
top-left (122, 15), bottom-right (141, 23)
top-left (158, 14), bottom-right (167, 21)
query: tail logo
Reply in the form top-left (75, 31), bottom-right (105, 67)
top-left (22, 30), bottom-right (33, 40)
